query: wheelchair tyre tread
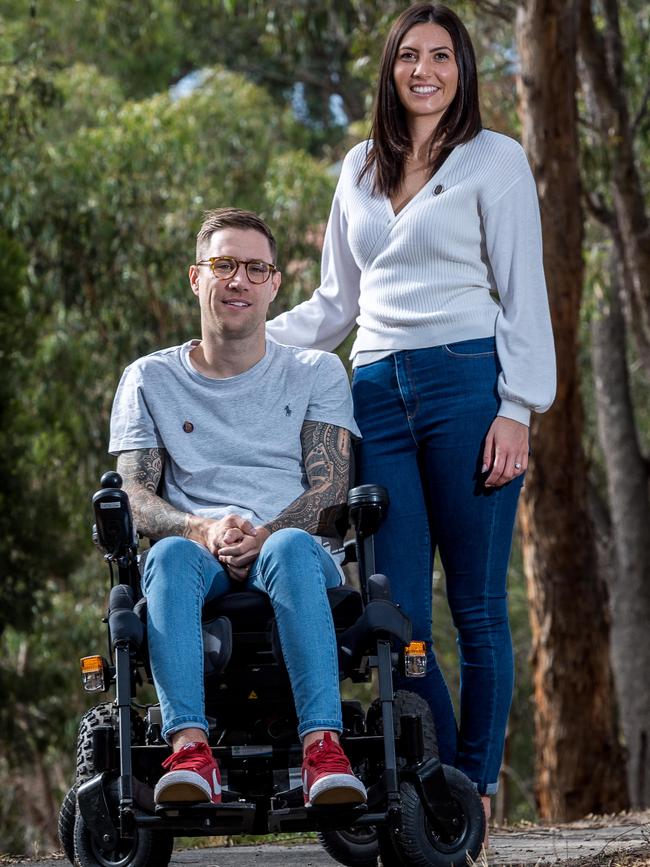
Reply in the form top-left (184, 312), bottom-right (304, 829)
top-left (391, 770), bottom-right (485, 866)
top-left (366, 691), bottom-right (438, 765)
top-left (318, 826), bottom-right (378, 867)
top-left (57, 786), bottom-right (76, 865)
top-left (76, 703), bottom-right (116, 785)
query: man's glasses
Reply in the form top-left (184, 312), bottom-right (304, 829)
top-left (196, 256), bottom-right (277, 285)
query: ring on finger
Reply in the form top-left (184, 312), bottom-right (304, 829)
top-left (514, 462), bottom-right (522, 470)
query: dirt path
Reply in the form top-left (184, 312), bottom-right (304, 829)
top-left (4, 813), bottom-right (649, 867)
top-left (487, 812), bottom-right (650, 864)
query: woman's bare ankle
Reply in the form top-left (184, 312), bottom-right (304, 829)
top-left (481, 795), bottom-right (491, 850)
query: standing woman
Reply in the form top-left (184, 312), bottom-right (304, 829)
top-left (266, 2), bottom-right (555, 837)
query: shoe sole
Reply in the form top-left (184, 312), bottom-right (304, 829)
top-left (154, 770), bottom-right (220, 804)
top-left (308, 774), bottom-right (367, 807)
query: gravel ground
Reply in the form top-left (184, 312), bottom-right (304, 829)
top-left (3, 812), bottom-right (649, 867)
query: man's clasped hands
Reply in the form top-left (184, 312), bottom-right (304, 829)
top-left (198, 514), bottom-right (271, 581)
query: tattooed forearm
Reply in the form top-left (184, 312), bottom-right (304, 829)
top-left (264, 422), bottom-right (350, 537)
top-left (117, 449), bottom-right (191, 540)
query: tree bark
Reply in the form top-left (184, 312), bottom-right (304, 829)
top-left (578, 0), bottom-right (650, 807)
top-left (578, 0), bottom-right (650, 371)
top-left (591, 252), bottom-right (650, 807)
top-left (515, 0), bottom-right (628, 820)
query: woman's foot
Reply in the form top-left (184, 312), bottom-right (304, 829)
top-left (481, 795), bottom-right (491, 850)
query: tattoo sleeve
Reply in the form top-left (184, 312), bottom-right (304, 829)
top-left (117, 449), bottom-right (191, 540)
top-left (264, 421), bottom-right (351, 537)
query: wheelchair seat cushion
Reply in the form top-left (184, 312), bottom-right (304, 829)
top-left (203, 590), bottom-right (273, 631)
top-left (203, 585), bottom-right (363, 632)
top-left (135, 584), bottom-right (364, 634)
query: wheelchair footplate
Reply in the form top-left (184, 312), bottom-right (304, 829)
top-left (144, 800), bottom-right (257, 834)
top-left (268, 801), bottom-right (373, 833)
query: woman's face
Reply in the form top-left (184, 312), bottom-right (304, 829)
top-left (392, 22), bottom-right (459, 125)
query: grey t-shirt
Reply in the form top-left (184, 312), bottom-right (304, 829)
top-left (109, 339), bottom-right (360, 529)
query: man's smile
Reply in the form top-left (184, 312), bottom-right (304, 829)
top-left (222, 299), bottom-right (251, 308)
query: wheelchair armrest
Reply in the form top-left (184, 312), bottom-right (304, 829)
top-left (338, 600), bottom-right (411, 675)
top-left (108, 584), bottom-right (143, 649)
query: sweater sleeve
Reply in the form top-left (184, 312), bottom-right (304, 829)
top-left (266, 177), bottom-right (361, 352)
top-left (482, 168), bottom-right (556, 426)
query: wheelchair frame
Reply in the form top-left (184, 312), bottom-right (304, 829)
top-left (65, 472), bottom-right (484, 867)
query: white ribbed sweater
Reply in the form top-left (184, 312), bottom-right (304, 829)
top-left (266, 129), bottom-right (556, 426)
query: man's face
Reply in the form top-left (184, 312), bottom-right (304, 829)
top-left (189, 227), bottom-right (280, 340)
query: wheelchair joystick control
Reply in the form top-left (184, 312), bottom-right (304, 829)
top-left (92, 471), bottom-right (137, 567)
top-left (100, 471), bottom-right (123, 490)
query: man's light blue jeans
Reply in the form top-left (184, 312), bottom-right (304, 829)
top-left (142, 528), bottom-right (343, 742)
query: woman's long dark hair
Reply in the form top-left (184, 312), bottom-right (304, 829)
top-left (359, 3), bottom-right (482, 196)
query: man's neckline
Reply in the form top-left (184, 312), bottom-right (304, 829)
top-left (182, 338), bottom-right (275, 383)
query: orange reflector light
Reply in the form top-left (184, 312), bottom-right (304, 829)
top-left (81, 656), bottom-right (103, 673)
top-left (80, 656), bottom-right (106, 692)
top-left (405, 641), bottom-right (426, 655)
top-left (404, 641), bottom-right (427, 678)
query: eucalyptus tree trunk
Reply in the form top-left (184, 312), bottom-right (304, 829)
top-left (591, 254), bottom-right (650, 808)
top-left (578, 0), bottom-right (650, 371)
top-left (578, 0), bottom-right (650, 807)
top-left (515, 0), bottom-right (628, 820)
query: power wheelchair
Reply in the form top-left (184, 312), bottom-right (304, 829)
top-left (58, 471), bottom-right (485, 867)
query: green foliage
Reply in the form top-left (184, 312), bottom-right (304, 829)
top-left (0, 231), bottom-right (71, 638)
top-left (3, 62), bottom-right (335, 520)
top-left (0, 556), bottom-right (109, 852)
top-left (0, 22), bottom-right (336, 851)
top-left (7, 0), bottom-right (642, 851)
top-left (264, 150), bottom-right (336, 309)
top-left (3, 0), bottom-right (201, 98)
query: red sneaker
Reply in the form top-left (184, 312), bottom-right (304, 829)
top-left (154, 741), bottom-right (221, 805)
top-left (302, 732), bottom-right (367, 806)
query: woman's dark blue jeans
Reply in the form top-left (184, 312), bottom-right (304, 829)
top-left (352, 337), bottom-right (523, 796)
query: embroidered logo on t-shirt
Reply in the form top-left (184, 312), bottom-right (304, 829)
top-left (183, 421), bottom-right (194, 433)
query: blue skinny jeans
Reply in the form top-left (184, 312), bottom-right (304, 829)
top-left (142, 528), bottom-right (343, 742)
top-left (352, 338), bottom-right (523, 795)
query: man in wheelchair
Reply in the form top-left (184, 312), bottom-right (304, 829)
top-left (109, 207), bottom-right (366, 809)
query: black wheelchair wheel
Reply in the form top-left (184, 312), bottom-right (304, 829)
top-left (390, 767), bottom-right (485, 867)
top-left (351, 690), bottom-right (439, 867)
top-left (73, 702), bottom-right (172, 866)
top-left (74, 813), bottom-right (173, 867)
top-left (318, 825), bottom-right (379, 867)
top-left (58, 786), bottom-right (76, 864)
top-left (318, 691), bottom-right (437, 867)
